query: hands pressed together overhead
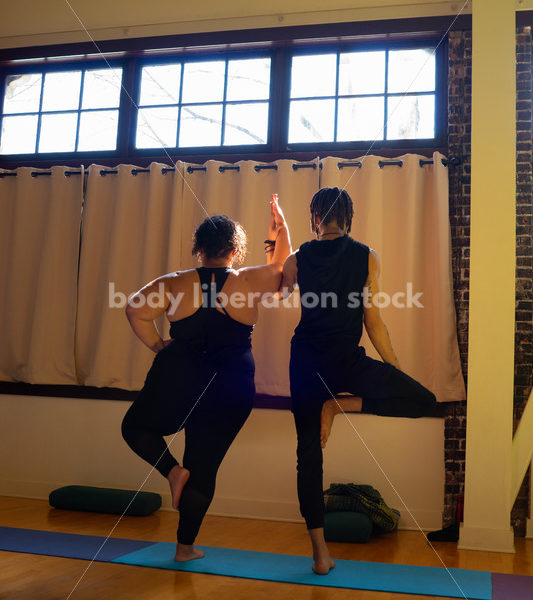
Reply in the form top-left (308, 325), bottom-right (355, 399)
top-left (268, 193), bottom-right (287, 241)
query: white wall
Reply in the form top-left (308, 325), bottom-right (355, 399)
top-left (0, 394), bottom-right (443, 530)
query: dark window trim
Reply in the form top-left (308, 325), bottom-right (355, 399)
top-left (0, 58), bottom-right (126, 159)
top-left (0, 59), bottom-right (126, 156)
top-left (1, 36), bottom-right (447, 165)
top-left (283, 38), bottom-right (445, 149)
top-left (130, 49), bottom-right (274, 155)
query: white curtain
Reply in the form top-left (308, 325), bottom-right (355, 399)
top-left (1, 154), bottom-right (465, 402)
top-left (0, 166), bottom-right (83, 384)
top-left (320, 152), bottom-right (465, 402)
top-left (75, 163), bottom-right (184, 389)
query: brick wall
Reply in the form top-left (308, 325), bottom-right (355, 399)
top-left (445, 29), bottom-right (470, 528)
top-left (445, 28), bottom-right (533, 535)
top-left (513, 27), bottom-right (533, 536)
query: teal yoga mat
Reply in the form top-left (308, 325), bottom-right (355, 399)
top-left (113, 542), bottom-right (492, 599)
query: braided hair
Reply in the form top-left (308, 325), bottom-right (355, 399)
top-left (310, 186), bottom-right (354, 235)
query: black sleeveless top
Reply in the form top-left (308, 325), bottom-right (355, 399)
top-left (292, 235), bottom-right (370, 343)
top-left (168, 267), bottom-right (253, 360)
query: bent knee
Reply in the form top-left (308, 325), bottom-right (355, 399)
top-left (120, 416), bottom-right (131, 441)
top-left (419, 391), bottom-right (437, 416)
top-left (120, 409), bottom-right (138, 441)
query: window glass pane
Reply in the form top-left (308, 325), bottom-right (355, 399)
top-left (224, 102), bottom-right (268, 145)
top-left (41, 71), bottom-right (82, 111)
top-left (179, 104), bottom-right (222, 147)
top-left (0, 115), bottom-right (38, 153)
top-left (139, 64), bottom-right (181, 106)
top-left (226, 58), bottom-right (271, 101)
top-left (288, 99), bottom-right (335, 143)
top-left (38, 112), bottom-right (78, 152)
top-left (136, 106), bottom-right (178, 148)
top-left (290, 54), bottom-right (336, 98)
top-left (338, 51), bottom-right (385, 95)
top-left (337, 97), bottom-right (384, 141)
top-left (82, 68), bottom-right (122, 109)
top-left (181, 61), bottom-right (225, 103)
top-left (387, 94), bottom-right (435, 139)
top-left (3, 74), bottom-right (42, 114)
top-left (388, 49), bottom-right (435, 94)
top-left (78, 110), bottom-right (119, 151)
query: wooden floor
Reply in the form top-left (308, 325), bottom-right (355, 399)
top-left (1, 496), bottom-right (532, 600)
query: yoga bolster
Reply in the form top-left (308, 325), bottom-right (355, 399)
top-left (49, 485), bottom-right (161, 516)
top-left (324, 511), bottom-right (373, 543)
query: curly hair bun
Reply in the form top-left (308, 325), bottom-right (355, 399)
top-left (192, 215), bottom-right (247, 265)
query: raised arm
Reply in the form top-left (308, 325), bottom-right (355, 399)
top-left (362, 248), bottom-right (401, 369)
top-left (125, 274), bottom-right (174, 353)
top-left (267, 195), bottom-right (292, 268)
top-left (240, 195), bottom-right (292, 296)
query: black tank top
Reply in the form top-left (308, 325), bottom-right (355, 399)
top-left (293, 235), bottom-right (370, 343)
top-left (168, 267), bottom-right (253, 359)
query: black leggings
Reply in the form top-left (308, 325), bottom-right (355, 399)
top-left (290, 343), bottom-right (437, 530)
top-left (121, 346), bottom-right (254, 545)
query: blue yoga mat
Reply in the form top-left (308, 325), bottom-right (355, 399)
top-left (113, 542), bottom-right (491, 599)
top-left (0, 526), bottom-right (492, 599)
top-left (0, 526), bottom-right (154, 562)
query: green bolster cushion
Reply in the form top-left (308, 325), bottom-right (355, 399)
top-left (49, 485), bottom-right (161, 516)
top-left (324, 511), bottom-right (374, 543)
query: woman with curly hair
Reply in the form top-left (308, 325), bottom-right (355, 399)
top-left (122, 197), bottom-right (290, 562)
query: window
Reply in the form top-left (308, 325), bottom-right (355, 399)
top-left (0, 67), bottom-right (123, 154)
top-left (288, 48), bottom-right (436, 144)
top-left (135, 57), bottom-right (271, 149)
top-left (0, 37), bottom-right (444, 160)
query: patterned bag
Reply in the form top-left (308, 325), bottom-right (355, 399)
top-left (323, 483), bottom-right (400, 533)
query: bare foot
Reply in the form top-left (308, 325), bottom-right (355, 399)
top-left (309, 527), bottom-right (335, 574)
top-left (174, 543), bottom-right (205, 562)
top-left (312, 558), bottom-right (336, 575)
top-left (167, 465), bottom-right (190, 509)
top-left (320, 400), bottom-right (339, 448)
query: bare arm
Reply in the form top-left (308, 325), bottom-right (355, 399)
top-left (266, 194), bottom-right (278, 266)
top-left (278, 251), bottom-right (298, 298)
top-left (125, 274), bottom-right (174, 353)
top-left (270, 222), bottom-right (291, 268)
top-left (240, 196), bottom-right (292, 296)
top-left (363, 248), bottom-right (401, 369)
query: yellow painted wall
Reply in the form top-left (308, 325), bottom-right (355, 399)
top-left (0, 0), bottom-right (469, 49)
top-left (458, 0), bottom-right (516, 553)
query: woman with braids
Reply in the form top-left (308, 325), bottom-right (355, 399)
top-left (279, 186), bottom-right (436, 574)
top-left (122, 196), bottom-right (290, 562)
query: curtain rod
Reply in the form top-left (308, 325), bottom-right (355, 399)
top-left (0, 157), bottom-right (460, 179)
